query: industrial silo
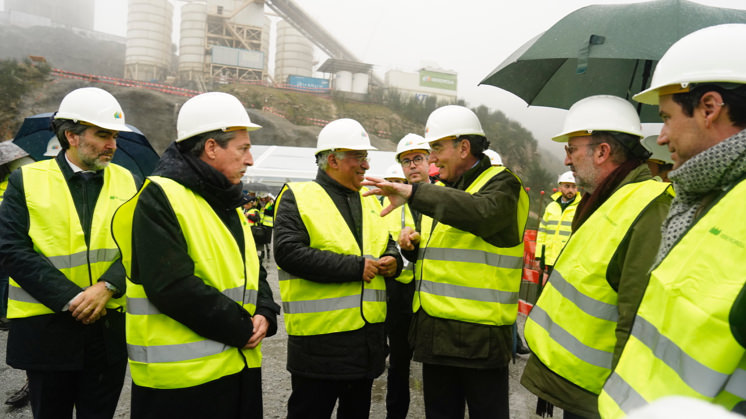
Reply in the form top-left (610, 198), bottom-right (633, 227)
top-left (334, 71), bottom-right (353, 92)
top-left (262, 16), bottom-right (271, 80)
top-left (275, 20), bottom-right (313, 83)
top-left (124, 0), bottom-right (173, 82)
top-left (179, 1), bottom-right (208, 81)
top-left (352, 72), bottom-right (370, 94)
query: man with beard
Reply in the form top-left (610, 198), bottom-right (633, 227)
top-left (599, 24), bottom-right (746, 417)
top-left (112, 92), bottom-right (279, 418)
top-left (0, 87), bottom-right (138, 418)
top-left (520, 95), bottom-right (673, 418)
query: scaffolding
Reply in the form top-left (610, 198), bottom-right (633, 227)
top-left (205, 12), bottom-right (264, 82)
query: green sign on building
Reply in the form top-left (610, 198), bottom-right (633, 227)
top-left (419, 70), bottom-right (457, 91)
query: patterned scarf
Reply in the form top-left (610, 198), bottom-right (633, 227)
top-left (655, 128), bottom-right (746, 264)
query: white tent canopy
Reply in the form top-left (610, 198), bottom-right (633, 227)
top-left (242, 145), bottom-right (397, 192)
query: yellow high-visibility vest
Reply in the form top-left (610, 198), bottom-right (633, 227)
top-left (383, 198), bottom-right (415, 284)
top-left (536, 192), bottom-right (581, 265)
top-left (113, 176), bottom-right (261, 389)
top-left (599, 179), bottom-right (746, 418)
top-left (260, 203), bottom-right (274, 227)
top-left (525, 180), bottom-right (672, 394)
top-left (413, 166), bottom-right (529, 326)
top-left (275, 182), bottom-right (389, 336)
top-left (8, 159), bottom-right (136, 318)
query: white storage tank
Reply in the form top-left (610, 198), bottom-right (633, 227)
top-left (262, 15), bottom-right (271, 78)
top-left (178, 1), bottom-right (207, 80)
top-left (335, 71), bottom-right (353, 92)
top-left (352, 72), bottom-right (369, 94)
top-left (275, 20), bottom-right (313, 83)
top-left (125, 0), bottom-right (173, 81)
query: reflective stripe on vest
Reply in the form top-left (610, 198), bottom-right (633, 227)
top-left (525, 180), bottom-right (672, 393)
top-left (535, 195), bottom-right (580, 265)
top-left (8, 159), bottom-right (135, 318)
top-left (113, 176), bottom-right (261, 389)
top-left (276, 182), bottom-right (389, 336)
top-left (599, 178), bottom-right (746, 418)
top-left (413, 166), bottom-right (529, 326)
top-left (383, 199), bottom-right (415, 284)
top-left (261, 204), bottom-right (274, 227)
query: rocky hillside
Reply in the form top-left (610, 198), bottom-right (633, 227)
top-left (0, 24), bottom-right (566, 220)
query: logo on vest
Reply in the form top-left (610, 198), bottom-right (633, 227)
top-left (709, 227), bottom-right (745, 249)
top-left (109, 195), bottom-right (128, 202)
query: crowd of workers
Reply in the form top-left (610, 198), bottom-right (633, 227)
top-left (0, 23), bottom-right (745, 419)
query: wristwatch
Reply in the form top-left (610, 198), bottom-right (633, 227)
top-left (103, 281), bottom-right (119, 294)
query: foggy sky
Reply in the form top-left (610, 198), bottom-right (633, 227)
top-left (92, 0), bottom-right (746, 157)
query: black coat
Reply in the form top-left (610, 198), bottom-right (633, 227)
top-left (402, 156), bottom-right (525, 369)
top-left (0, 153), bottom-right (139, 370)
top-left (274, 169), bottom-right (402, 379)
top-left (127, 143), bottom-right (279, 350)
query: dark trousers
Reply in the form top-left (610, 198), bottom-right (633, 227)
top-left (131, 366), bottom-right (263, 419)
top-left (385, 309), bottom-right (413, 419)
top-left (27, 358), bottom-right (127, 419)
top-left (422, 363), bottom-right (509, 419)
top-left (288, 375), bottom-right (374, 419)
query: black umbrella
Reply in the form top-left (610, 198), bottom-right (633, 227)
top-left (12, 113), bottom-right (160, 179)
top-left (243, 182), bottom-right (271, 194)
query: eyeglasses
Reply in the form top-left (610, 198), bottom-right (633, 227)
top-left (344, 152), bottom-right (370, 163)
top-left (400, 155), bottom-right (426, 166)
top-left (564, 142), bottom-right (597, 156)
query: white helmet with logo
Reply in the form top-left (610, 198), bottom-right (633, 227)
top-left (553, 95), bottom-right (643, 142)
top-left (54, 87), bottom-right (132, 132)
top-left (641, 135), bottom-right (674, 164)
top-left (484, 149), bottom-right (503, 166)
top-left (395, 133), bottom-right (429, 161)
top-left (424, 105), bottom-right (485, 143)
top-left (177, 92), bottom-right (261, 142)
top-left (384, 163), bottom-right (406, 181)
top-left (557, 170), bottom-right (576, 184)
top-left (634, 24), bottom-right (746, 105)
top-left (315, 118), bottom-right (376, 155)
top-left (44, 136), bottom-right (62, 157)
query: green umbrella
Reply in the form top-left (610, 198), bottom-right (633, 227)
top-left (479, 0), bottom-right (746, 122)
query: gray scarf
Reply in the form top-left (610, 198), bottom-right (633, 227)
top-left (655, 128), bottom-right (746, 265)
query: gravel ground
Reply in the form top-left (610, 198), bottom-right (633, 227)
top-left (1, 258), bottom-right (548, 418)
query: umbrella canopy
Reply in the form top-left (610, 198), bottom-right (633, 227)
top-left (479, 0), bottom-right (746, 122)
top-left (243, 182), bottom-right (271, 194)
top-left (12, 113), bottom-right (160, 179)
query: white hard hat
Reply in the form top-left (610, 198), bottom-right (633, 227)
top-left (425, 105), bottom-right (485, 142)
top-left (395, 133), bottom-right (429, 161)
top-left (553, 95), bottom-right (643, 142)
top-left (557, 170), bottom-right (575, 184)
top-left (315, 118), bottom-right (376, 155)
top-left (54, 87), bottom-right (132, 132)
top-left (44, 136), bottom-right (62, 157)
top-left (384, 163), bottom-right (406, 181)
top-left (626, 396), bottom-right (743, 419)
top-left (484, 149), bottom-right (503, 166)
top-left (641, 135), bottom-right (674, 164)
top-left (634, 24), bottom-right (746, 105)
top-left (177, 92), bottom-right (261, 142)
